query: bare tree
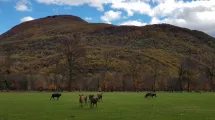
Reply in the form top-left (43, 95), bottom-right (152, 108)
top-left (60, 35), bottom-right (87, 91)
top-left (183, 69), bottom-right (198, 92)
top-left (1, 45), bottom-right (14, 91)
top-left (206, 55), bottom-right (215, 92)
top-left (25, 68), bottom-right (36, 91)
top-left (150, 60), bottom-right (160, 92)
top-left (178, 62), bottom-right (186, 92)
top-left (178, 57), bottom-right (199, 92)
top-left (0, 59), bottom-right (5, 90)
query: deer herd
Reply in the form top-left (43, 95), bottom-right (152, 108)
top-left (79, 93), bottom-right (103, 108)
top-left (50, 92), bottom-right (156, 108)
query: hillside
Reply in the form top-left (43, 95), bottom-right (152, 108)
top-left (0, 15), bottom-right (215, 91)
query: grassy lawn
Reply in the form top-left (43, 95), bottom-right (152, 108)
top-left (0, 92), bottom-right (215, 120)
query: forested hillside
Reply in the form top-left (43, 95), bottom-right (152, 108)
top-left (0, 15), bottom-right (215, 92)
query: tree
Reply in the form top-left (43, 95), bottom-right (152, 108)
top-left (150, 60), bottom-right (160, 92)
top-left (60, 35), bottom-right (87, 91)
top-left (0, 60), bottom-right (6, 90)
top-left (24, 66), bottom-right (38, 91)
top-left (116, 59), bottom-right (128, 91)
top-left (51, 55), bottom-right (65, 91)
top-left (128, 54), bottom-right (146, 91)
top-left (206, 55), bottom-right (215, 92)
top-left (178, 62), bottom-right (186, 92)
top-left (0, 44), bottom-right (14, 91)
top-left (178, 57), bottom-right (199, 92)
top-left (100, 49), bottom-right (117, 91)
top-left (49, 83), bottom-right (55, 91)
top-left (184, 69), bottom-right (199, 92)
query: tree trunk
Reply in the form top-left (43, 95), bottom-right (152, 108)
top-left (210, 75), bottom-right (214, 92)
top-left (4, 79), bottom-right (8, 91)
top-left (132, 80), bottom-right (136, 91)
top-left (68, 57), bottom-right (73, 91)
top-left (97, 78), bottom-right (100, 91)
top-left (153, 80), bottom-right (156, 92)
top-left (122, 80), bottom-right (125, 91)
top-left (54, 75), bottom-right (57, 91)
top-left (179, 76), bottom-right (183, 92)
top-left (187, 82), bottom-right (190, 92)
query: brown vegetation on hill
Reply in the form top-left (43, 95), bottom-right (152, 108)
top-left (0, 15), bottom-right (215, 92)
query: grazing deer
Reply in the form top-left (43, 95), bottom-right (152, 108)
top-left (50, 93), bottom-right (62, 100)
top-left (97, 93), bottom-right (103, 102)
top-left (151, 93), bottom-right (157, 97)
top-left (88, 94), bottom-right (94, 102)
top-left (145, 93), bottom-right (157, 98)
top-left (79, 94), bottom-right (85, 107)
top-left (90, 97), bottom-right (99, 108)
top-left (84, 95), bottom-right (88, 104)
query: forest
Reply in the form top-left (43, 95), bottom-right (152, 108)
top-left (0, 34), bottom-right (215, 92)
top-left (0, 15), bottom-right (215, 92)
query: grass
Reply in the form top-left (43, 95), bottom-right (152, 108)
top-left (0, 92), bottom-right (215, 120)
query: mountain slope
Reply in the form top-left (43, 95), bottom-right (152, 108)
top-left (0, 15), bottom-right (215, 90)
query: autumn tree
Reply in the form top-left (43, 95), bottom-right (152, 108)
top-left (59, 34), bottom-right (87, 91)
top-left (112, 72), bottom-right (124, 91)
top-left (50, 54), bottom-right (65, 91)
top-left (100, 48), bottom-right (117, 91)
top-left (118, 61), bottom-right (130, 91)
top-left (128, 53), bottom-right (146, 91)
top-left (25, 66), bottom-right (40, 91)
top-left (103, 71), bottom-right (114, 91)
top-left (206, 55), bottom-right (215, 92)
top-left (0, 59), bottom-right (5, 90)
top-left (0, 44), bottom-right (14, 91)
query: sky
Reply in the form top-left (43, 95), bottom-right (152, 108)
top-left (0, 0), bottom-right (215, 37)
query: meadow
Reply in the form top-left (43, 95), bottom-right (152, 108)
top-left (0, 92), bottom-right (215, 120)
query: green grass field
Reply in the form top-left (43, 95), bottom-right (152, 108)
top-left (0, 92), bottom-right (215, 120)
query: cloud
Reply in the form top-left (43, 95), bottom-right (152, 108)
top-left (120, 20), bottom-right (147, 26)
top-left (148, 0), bottom-right (215, 36)
top-left (15, 0), bottom-right (31, 12)
top-left (152, 17), bottom-right (215, 36)
top-left (33, 0), bottom-right (215, 36)
top-left (35, 0), bottom-right (112, 11)
top-left (112, 0), bottom-right (215, 36)
top-left (101, 10), bottom-right (122, 23)
top-left (85, 17), bottom-right (92, 21)
top-left (15, 4), bottom-right (29, 11)
top-left (20, 16), bottom-right (35, 23)
top-left (111, 0), bottom-right (151, 17)
top-left (106, 21), bottom-right (112, 24)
